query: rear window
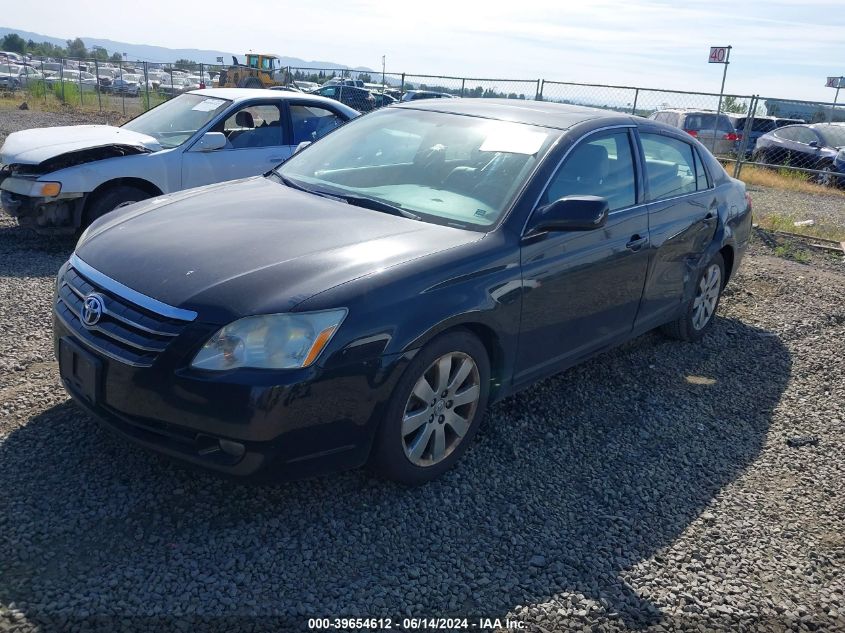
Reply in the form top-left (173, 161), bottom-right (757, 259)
top-left (749, 119), bottom-right (777, 133)
top-left (683, 114), bottom-right (734, 133)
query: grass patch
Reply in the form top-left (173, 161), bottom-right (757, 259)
top-left (737, 164), bottom-right (845, 198)
top-left (773, 242), bottom-right (811, 264)
top-left (754, 212), bottom-right (845, 242)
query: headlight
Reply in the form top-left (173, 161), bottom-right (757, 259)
top-left (837, 149), bottom-right (845, 162)
top-left (191, 309), bottom-right (347, 371)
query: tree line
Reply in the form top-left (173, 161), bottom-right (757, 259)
top-left (1, 33), bottom-right (124, 62)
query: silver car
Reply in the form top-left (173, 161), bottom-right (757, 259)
top-left (649, 109), bottom-right (737, 156)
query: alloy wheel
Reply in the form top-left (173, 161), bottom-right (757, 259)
top-left (692, 263), bottom-right (722, 330)
top-left (401, 352), bottom-right (481, 467)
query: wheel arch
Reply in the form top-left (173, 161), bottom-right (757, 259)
top-left (407, 319), bottom-right (509, 404)
top-left (81, 177), bottom-right (163, 222)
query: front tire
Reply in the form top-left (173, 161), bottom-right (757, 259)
top-left (371, 330), bottom-right (490, 485)
top-left (661, 253), bottom-right (725, 342)
top-left (83, 185), bottom-right (150, 228)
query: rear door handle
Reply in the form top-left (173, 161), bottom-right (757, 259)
top-left (268, 157), bottom-right (286, 162)
top-left (626, 235), bottom-right (649, 251)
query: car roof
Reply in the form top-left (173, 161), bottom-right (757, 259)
top-left (187, 88), bottom-right (361, 117)
top-left (392, 98), bottom-right (632, 130)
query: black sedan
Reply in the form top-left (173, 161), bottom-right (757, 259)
top-left (55, 100), bottom-right (752, 484)
top-left (753, 123), bottom-right (845, 185)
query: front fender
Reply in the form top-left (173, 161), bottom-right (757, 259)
top-left (39, 149), bottom-right (180, 195)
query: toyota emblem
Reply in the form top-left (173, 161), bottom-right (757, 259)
top-left (81, 293), bottom-right (105, 327)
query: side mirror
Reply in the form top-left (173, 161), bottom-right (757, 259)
top-left (526, 196), bottom-right (609, 235)
top-left (192, 132), bottom-right (227, 152)
top-left (294, 141), bottom-right (311, 154)
top-left (808, 140), bottom-right (820, 148)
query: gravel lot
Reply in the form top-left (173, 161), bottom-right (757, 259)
top-left (1, 110), bottom-right (844, 632)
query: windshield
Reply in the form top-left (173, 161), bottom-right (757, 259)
top-left (817, 124), bottom-right (845, 147)
top-left (122, 93), bottom-right (231, 148)
top-left (276, 108), bottom-right (555, 230)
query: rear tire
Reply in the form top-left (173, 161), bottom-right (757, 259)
top-left (816, 163), bottom-right (837, 187)
top-left (238, 77), bottom-right (264, 89)
top-left (371, 330), bottom-right (490, 485)
top-left (83, 185), bottom-right (150, 228)
top-left (661, 252), bottom-right (725, 342)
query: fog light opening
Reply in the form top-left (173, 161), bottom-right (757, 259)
top-left (195, 434), bottom-right (221, 456)
top-left (219, 439), bottom-right (246, 459)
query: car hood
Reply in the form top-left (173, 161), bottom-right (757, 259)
top-left (0, 125), bottom-right (160, 166)
top-left (75, 177), bottom-right (483, 322)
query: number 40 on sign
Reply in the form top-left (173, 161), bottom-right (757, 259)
top-left (709, 47), bottom-right (730, 63)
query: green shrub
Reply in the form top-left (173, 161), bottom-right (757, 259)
top-left (26, 80), bottom-right (47, 99)
top-left (52, 80), bottom-right (80, 104)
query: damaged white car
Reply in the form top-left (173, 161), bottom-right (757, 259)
top-left (0, 89), bottom-right (358, 233)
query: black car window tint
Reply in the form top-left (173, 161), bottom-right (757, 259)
top-left (692, 147), bottom-right (710, 190)
top-left (290, 105), bottom-right (343, 145)
top-left (640, 133), bottom-right (698, 201)
top-left (542, 131), bottom-right (636, 211)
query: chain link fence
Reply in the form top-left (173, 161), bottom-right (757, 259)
top-left (2, 55), bottom-right (844, 187)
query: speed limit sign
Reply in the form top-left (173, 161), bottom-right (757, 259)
top-left (709, 47), bottom-right (730, 63)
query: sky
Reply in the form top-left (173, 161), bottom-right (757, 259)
top-left (5, 0), bottom-right (845, 102)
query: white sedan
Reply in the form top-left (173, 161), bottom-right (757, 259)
top-left (0, 89), bottom-right (360, 234)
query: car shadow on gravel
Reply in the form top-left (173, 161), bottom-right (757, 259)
top-left (0, 317), bottom-right (790, 630)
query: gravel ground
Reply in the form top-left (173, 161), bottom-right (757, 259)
top-left (0, 108), bottom-right (127, 142)
top-left (1, 111), bottom-right (844, 632)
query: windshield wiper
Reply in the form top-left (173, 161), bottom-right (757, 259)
top-left (274, 175), bottom-right (420, 220)
top-left (339, 194), bottom-right (421, 220)
top-left (275, 174), bottom-right (346, 201)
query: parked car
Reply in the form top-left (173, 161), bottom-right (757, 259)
top-left (311, 84), bottom-right (376, 112)
top-left (0, 89), bottom-right (359, 233)
top-left (322, 77), bottom-right (365, 88)
top-left (0, 64), bottom-right (43, 89)
top-left (649, 109), bottom-right (737, 155)
top-left (111, 74), bottom-right (142, 96)
top-left (774, 118), bottom-right (805, 127)
top-left (752, 123), bottom-right (845, 185)
top-left (371, 91), bottom-right (398, 108)
top-left (401, 90), bottom-right (455, 102)
top-left (725, 115), bottom-right (779, 157)
top-left (53, 100), bottom-right (751, 483)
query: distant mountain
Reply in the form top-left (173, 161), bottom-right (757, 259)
top-left (0, 27), bottom-right (373, 71)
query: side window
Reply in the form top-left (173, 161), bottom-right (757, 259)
top-left (640, 133), bottom-right (698, 201)
top-left (290, 104), bottom-right (344, 144)
top-left (693, 147), bottom-right (710, 190)
top-left (541, 131), bottom-right (637, 211)
top-left (216, 104), bottom-right (283, 149)
top-left (774, 127), bottom-right (797, 141)
top-left (793, 127), bottom-right (817, 145)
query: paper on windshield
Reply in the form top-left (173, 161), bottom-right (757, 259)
top-left (192, 98), bottom-right (226, 112)
top-left (480, 124), bottom-right (547, 155)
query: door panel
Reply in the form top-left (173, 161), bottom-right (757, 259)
top-left (515, 128), bottom-right (648, 383)
top-left (181, 102), bottom-right (293, 189)
top-left (635, 136), bottom-right (718, 328)
top-left (516, 207), bottom-right (651, 382)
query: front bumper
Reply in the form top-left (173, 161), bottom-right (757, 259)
top-left (54, 313), bottom-right (409, 478)
top-left (0, 189), bottom-right (85, 233)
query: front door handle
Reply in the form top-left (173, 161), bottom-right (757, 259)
top-left (268, 157), bottom-right (286, 162)
top-left (626, 235), bottom-right (649, 251)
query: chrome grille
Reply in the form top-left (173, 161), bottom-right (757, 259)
top-left (55, 257), bottom-right (196, 367)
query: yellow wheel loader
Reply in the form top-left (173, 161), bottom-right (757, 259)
top-left (216, 54), bottom-right (289, 89)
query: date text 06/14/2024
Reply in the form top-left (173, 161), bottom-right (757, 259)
top-left (307, 617), bottom-right (527, 630)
